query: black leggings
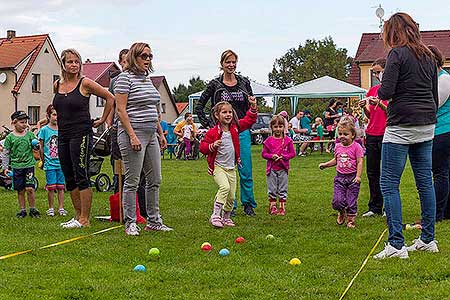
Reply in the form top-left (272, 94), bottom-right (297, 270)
top-left (58, 133), bottom-right (93, 191)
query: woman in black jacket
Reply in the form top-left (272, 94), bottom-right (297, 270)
top-left (195, 50), bottom-right (257, 216)
top-left (373, 13), bottom-right (439, 259)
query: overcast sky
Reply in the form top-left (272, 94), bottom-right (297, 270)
top-left (1, 0), bottom-right (449, 89)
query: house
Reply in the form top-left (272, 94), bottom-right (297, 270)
top-left (0, 30), bottom-right (61, 127)
top-left (82, 61), bottom-right (120, 119)
top-left (176, 102), bottom-right (189, 117)
top-left (83, 62), bottom-right (178, 123)
top-left (348, 30), bottom-right (450, 89)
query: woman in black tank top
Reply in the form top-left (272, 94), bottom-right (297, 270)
top-left (53, 48), bottom-right (114, 229)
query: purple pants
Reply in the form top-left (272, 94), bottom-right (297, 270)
top-left (332, 172), bottom-right (360, 216)
top-left (184, 137), bottom-right (191, 159)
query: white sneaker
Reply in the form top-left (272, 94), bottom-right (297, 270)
top-left (58, 208), bottom-right (68, 216)
top-left (62, 220), bottom-right (83, 229)
top-left (60, 218), bottom-right (75, 226)
top-left (406, 237), bottom-right (439, 253)
top-left (373, 243), bottom-right (409, 259)
top-left (362, 211), bottom-right (376, 217)
top-left (125, 223), bottom-right (140, 236)
top-left (46, 208), bottom-right (55, 217)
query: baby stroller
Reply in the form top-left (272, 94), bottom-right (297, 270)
top-left (90, 127), bottom-right (112, 192)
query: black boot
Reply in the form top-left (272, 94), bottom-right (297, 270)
top-left (243, 204), bottom-right (256, 216)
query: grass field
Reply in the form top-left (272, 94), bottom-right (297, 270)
top-left (1, 146), bottom-right (449, 299)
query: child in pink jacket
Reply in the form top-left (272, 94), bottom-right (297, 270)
top-left (262, 114), bottom-right (296, 215)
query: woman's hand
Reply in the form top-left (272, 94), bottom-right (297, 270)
top-left (358, 98), bottom-right (368, 108)
top-left (159, 135), bottom-right (167, 150)
top-left (93, 118), bottom-right (105, 128)
top-left (368, 97), bottom-right (380, 106)
top-left (130, 135), bottom-right (142, 151)
top-left (248, 96), bottom-right (257, 109)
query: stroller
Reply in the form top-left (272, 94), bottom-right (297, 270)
top-left (90, 127), bottom-right (112, 192)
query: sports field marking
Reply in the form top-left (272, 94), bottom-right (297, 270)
top-left (338, 228), bottom-right (388, 300)
top-left (0, 225), bottom-right (123, 261)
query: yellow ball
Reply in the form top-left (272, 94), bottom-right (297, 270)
top-left (289, 258), bottom-right (301, 265)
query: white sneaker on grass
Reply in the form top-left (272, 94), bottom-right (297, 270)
top-left (58, 208), bottom-right (68, 216)
top-left (62, 220), bottom-right (83, 229)
top-left (60, 218), bottom-right (75, 226)
top-left (373, 242), bottom-right (409, 259)
top-left (46, 208), bottom-right (55, 217)
top-left (406, 237), bottom-right (439, 253)
top-left (125, 223), bottom-right (140, 236)
top-left (362, 211), bottom-right (376, 217)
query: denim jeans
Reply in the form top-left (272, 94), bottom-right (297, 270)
top-left (432, 132), bottom-right (450, 221)
top-left (380, 141), bottom-right (436, 249)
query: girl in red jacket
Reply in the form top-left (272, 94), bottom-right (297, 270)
top-left (200, 99), bottom-right (257, 228)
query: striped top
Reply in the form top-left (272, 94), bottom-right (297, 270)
top-left (114, 71), bottom-right (160, 125)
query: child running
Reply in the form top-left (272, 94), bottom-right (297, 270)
top-left (319, 117), bottom-right (364, 228)
top-left (200, 99), bottom-right (257, 228)
top-left (38, 105), bottom-right (66, 217)
top-left (262, 114), bottom-right (296, 215)
top-left (2, 111), bottom-right (40, 218)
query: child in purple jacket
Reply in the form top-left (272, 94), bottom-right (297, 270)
top-left (262, 115), bottom-right (296, 215)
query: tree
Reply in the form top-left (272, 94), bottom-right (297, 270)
top-left (268, 37), bottom-right (352, 90)
top-left (172, 76), bottom-right (206, 103)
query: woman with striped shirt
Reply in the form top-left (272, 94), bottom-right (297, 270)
top-left (115, 42), bottom-right (171, 236)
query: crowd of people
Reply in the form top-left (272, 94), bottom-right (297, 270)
top-left (1, 12), bottom-right (449, 261)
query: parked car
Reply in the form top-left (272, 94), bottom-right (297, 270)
top-left (251, 113), bottom-right (272, 145)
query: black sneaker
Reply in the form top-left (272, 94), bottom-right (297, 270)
top-left (243, 204), bottom-right (256, 216)
top-left (16, 210), bottom-right (27, 218)
top-left (29, 208), bottom-right (41, 218)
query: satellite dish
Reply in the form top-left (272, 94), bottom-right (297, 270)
top-left (0, 72), bottom-right (7, 84)
top-left (376, 6), bottom-right (384, 19)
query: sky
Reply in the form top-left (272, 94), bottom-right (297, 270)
top-left (1, 0), bottom-right (449, 90)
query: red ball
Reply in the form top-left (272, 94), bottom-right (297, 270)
top-left (235, 236), bottom-right (245, 244)
top-left (201, 244), bottom-right (212, 252)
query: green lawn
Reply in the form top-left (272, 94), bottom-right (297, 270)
top-left (1, 146), bottom-right (449, 299)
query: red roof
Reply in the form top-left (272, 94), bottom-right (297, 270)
top-left (176, 102), bottom-right (188, 114)
top-left (348, 30), bottom-right (450, 86)
top-left (83, 62), bottom-right (119, 82)
top-left (0, 34), bottom-right (50, 93)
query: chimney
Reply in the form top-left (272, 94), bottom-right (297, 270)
top-left (6, 30), bottom-right (16, 40)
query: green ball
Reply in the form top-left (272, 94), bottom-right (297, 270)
top-left (149, 247), bottom-right (160, 258)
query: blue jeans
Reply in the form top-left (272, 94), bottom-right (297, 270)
top-left (432, 132), bottom-right (450, 221)
top-left (380, 141), bottom-right (436, 249)
top-left (233, 130), bottom-right (256, 209)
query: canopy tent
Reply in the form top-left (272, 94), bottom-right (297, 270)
top-left (188, 80), bottom-right (281, 113)
top-left (275, 76), bottom-right (367, 114)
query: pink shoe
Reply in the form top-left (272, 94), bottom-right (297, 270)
top-left (210, 215), bottom-right (223, 228)
top-left (277, 207), bottom-right (286, 216)
top-left (222, 218), bottom-right (235, 227)
top-left (269, 205), bottom-right (278, 215)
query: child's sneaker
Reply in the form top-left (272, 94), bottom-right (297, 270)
top-left (209, 216), bottom-right (224, 228)
top-left (277, 207), bottom-right (286, 216)
top-left (336, 210), bottom-right (346, 225)
top-left (222, 218), bottom-right (235, 227)
top-left (373, 242), bottom-right (409, 259)
top-left (46, 208), bottom-right (55, 217)
top-left (58, 208), bottom-right (68, 216)
top-left (16, 210), bottom-right (27, 218)
top-left (269, 205), bottom-right (278, 215)
top-left (125, 223), bottom-right (140, 236)
top-left (406, 237), bottom-right (439, 253)
top-left (144, 223), bottom-right (174, 232)
top-left (347, 215), bottom-right (356, 228)
top-left (29, 208), bottom-right (41, 218)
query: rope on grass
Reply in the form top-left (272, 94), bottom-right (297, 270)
top-left (338, 228), bottom-right (387, 300)
top-left (0, 225), bottom-right (123, 261)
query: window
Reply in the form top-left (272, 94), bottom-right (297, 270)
top-left (32, 74), bottom-right (40, 92)
top-left (28, 106), bottom-right (40, 125)
top-left (161, 103), bottom-right (166, 114)
top-left (370, 69), bottom-right (380, 87)
top-left (96, 96), bottom-right (105, 107)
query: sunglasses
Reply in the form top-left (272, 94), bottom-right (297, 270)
top-left (139, 53), bottom-right (153, 60)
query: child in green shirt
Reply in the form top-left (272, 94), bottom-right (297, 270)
top-left (2, 111), bottom-right (40, 218)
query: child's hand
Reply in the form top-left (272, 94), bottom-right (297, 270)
top-left (213, 140), bottom-right (222, 148)
top-left (271, 154), bottom-right (279, 161)
top-left (319, 163), bottom-right (326, 170)
top-left (248, 96), bottom-right (257, 108)
top-left (353, 176), bottom-right (361, 183)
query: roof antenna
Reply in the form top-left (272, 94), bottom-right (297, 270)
top-left (375, 4), bottom-right (385, 31)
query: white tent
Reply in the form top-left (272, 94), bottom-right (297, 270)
top-left (275, 76), bottom-right (367, 113)
top-left (188, 80), bottom-right (281, 113)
